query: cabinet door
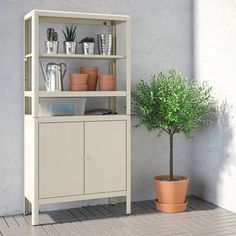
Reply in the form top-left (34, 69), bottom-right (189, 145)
top-left (85, 121), bottom-right (126, 194)
top-left (39, 122), bottom-right (84, 199)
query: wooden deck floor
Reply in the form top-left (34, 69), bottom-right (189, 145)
top-left (0, 196), bottom-right (236, 235)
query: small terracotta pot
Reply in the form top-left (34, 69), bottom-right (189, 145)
top-left (153, 175), bottom-right (189, 213)
top-left (69, 84), bottom-right (88, 91)
top-left (99, 75), bottom-right (116, 91)
top-left (69, 74), bottom-right (88, 85)
top-left (80, 66), bottom-right (98, 91)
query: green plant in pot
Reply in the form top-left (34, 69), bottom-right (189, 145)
top-left (133, 70), bottom-right (215, 213)
top-left (62, 25), bottom-right (77, 54)
top-left (45, 28), bottom-right (59, 54)
top-left (79, 37), bottom-right (95, 55)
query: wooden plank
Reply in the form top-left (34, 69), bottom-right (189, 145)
top-left (72, 221), bottom-right (90, 233)
top-left (69, 209), bottom-right (87, 221)
top-left (52, 223), bottom-right (69, 235)
top-left (85, 206), bottom-right (104, 218)
top-left (46, 210), bottom-right (77, 223)
top-left (144, 200), bottom-right (156, 209)
top-left (131, 202), bottom-right (149, 214)
top-left (42, 224), bottom-right (60, 236)
top-left (0, 217), bottom-right (9, 229)
top-left (136, 201), bottom-right (156, 213)
top-left (103, 202), bottom-right (126, 217)
top-left (62, 222), bottom-right (80, 234)
top-left (4, 216), bottom-right (19, 228)
top-left (13, 215), bottom-right (29, 228)
top-left (93, 205), bottom-right (114, 217)
top-left (77, 207), bottom-right (95, 219)
top-left (0, 226), bottom-right (48, 236)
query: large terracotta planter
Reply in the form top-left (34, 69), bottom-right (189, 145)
top-left (153, 175), bottom-right (189, 213)
top-left (80, 66), bottom-right (98, 91)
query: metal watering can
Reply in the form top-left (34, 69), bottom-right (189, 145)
top-left (40, 62), bottom-right (67, 91)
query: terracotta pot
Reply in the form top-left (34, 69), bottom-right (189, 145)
top-left (80, 66), bottom-right (98, 73)
top-left (69, 84), bottom-right (88, 91)
top-left (80, 67), bottom-right (98, 91)
top-left (153, 175), bottom-right (189, 213)
top-left (69, 74), bottom-right (88, 85)
top-left (99, 75), bottom-right (116, 91)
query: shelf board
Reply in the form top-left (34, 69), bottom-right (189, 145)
top-left (25, 53), bottom-right (32, 58)
top-left (25, 114), bottom-right (129, 122)
top-left (37, 91), bottom-right (127, 98)
top-left (26, 10), bottom-right (130, 25)
top-left (25, 91), bottom-right (33, 97)
top-left (38, 54), bottom-right (126, 60)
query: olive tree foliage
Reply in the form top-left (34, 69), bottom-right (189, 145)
top-left (133, 70), bottom-right (215, 180)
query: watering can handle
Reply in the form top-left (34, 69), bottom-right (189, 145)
top-left (59, 63), bottom-right (67, 80)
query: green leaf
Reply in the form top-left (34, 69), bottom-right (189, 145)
top-left (62, 25), bottom-right (77, 41)
top-left (133, 70), bottom-right (215, 138)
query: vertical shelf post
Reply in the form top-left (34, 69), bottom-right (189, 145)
top-left (31, 11), bottom-right (39, 225)
top-left (126, 18), bottom-right (131, 214)
top-left (109, 23), bottom-right (117, 112)
top-left (31, 12), bottom-right (39, 117)
top-left (24, 19), bottom-right (31, 115)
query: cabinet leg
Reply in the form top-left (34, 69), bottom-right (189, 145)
top-left (23, 197), bottom-right (31, 215)
top-left (31, 201), bottom-right (39, 226)
top-left (126, 195), bottom-right (131, 214)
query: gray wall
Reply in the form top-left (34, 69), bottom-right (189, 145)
top-left (0, 0), bottom-right (192, 215)
top-left (191, 0), bottom-right (236, 213)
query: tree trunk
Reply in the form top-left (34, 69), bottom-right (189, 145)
top-left (169, 133), bottom-right (174, 180)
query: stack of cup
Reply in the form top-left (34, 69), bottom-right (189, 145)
top-left (97, 34), bottom-right (112, 55)
top-left (69, 74), bottom-right (88, 91)
top-left (99, 75), bottom-right (116, 91)
top-left (80, 66), bottom-right (98, 91)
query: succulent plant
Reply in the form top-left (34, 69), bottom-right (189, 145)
top-left (52, 32), bottom-right (58, 41)
top-left (47, 28), bottom-right (58, 41)
top-left (62, 25), bottom-right (77, 42)
top-left (79, 37), bottom-right (95, 44)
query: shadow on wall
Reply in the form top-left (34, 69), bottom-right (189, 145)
top-left (191, 100), bottom-right (234, 205)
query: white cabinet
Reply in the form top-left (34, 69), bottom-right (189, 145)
top-left (39, 122), bottom-right (84, 199)
top-left (85, 121), bottom-right (126, 194)
top-left (38, 121), bottom-right (127, 197)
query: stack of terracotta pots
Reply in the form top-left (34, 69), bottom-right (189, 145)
top-left (99, 75), bottom-right (116, 91)
top-left (80, 66), bottom-right (98, 91)
top-left (69, 74), bottom-right (88, 91)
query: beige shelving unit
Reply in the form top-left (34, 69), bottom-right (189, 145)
top-left (23, 10), bottom-right (131, 226)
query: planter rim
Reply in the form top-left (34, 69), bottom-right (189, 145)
top-left (80, 66), bottom-right (98, 69)
top-left (154, 175), bottom-right (189, 183)
top-left (69, 73), bottom-right (88, 76)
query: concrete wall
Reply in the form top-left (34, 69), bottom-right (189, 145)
top-left (0, 0), bottom-right (192, 215)
top-left (191, 0), bottom-right (236, 213)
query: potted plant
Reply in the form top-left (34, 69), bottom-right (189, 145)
top-left (45, 28), bottom-right (59, 54)
top-left (79, 37), bottom-right (95, 55)
top-left (62, 25), bottom-right (77, 54)
top-left (133, 70), bottom-right (215, 213)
